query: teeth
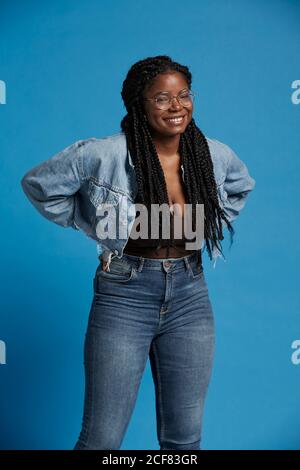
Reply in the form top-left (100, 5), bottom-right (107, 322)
top-left (166, 117), bottom-right (184, 123)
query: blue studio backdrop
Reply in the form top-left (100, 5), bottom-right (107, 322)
top-left (0, 0), bottom-right (299, 450)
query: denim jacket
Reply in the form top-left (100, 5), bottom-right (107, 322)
top-left (21, 131), bottom-right (255, 270)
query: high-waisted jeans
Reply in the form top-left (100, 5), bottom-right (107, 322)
top-left (73, 250), bottom-right (215, 450)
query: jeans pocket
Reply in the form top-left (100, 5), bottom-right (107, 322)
top-left (96, 259), bottom-right (136, 283)
top-left (187, 260), bottom-right (204, 280)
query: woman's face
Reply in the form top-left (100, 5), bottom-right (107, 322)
top-left (142, 71), bottom-right (193, 139)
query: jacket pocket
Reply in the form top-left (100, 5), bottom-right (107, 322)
top-left (88, 180), bottom-right (122, 243)
top-left (88, 180), bottom-right (121, 207)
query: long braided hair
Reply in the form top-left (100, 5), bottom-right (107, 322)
top-left (120, 55), bottom-right (234, 261)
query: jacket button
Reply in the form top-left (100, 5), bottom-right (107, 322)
top-left (114, 250), bottom-right (118, 254)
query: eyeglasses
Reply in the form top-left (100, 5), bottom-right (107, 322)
top-left (143, 90), bottom-right (195, 110)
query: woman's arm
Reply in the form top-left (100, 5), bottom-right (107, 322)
top-left (20, 139), bottom-right (87, 228)
top-left (220, 145), bottom-right (256, 223)
top-left (211, 143), bottom-right (256, 268)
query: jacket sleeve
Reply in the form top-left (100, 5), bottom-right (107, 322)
top-left (20, 140), bottom-right (86, 228)
top-left (219, 145), bottom-right (256, 223)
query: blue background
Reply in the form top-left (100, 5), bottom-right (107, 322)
top-left (0, 0), bottom-right (299, 450)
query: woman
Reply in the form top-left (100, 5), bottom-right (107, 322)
top-left (21, 55), bottom-right (255, 450)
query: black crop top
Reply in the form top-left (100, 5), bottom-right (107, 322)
top-left (123, 208), bottom-right (198, 259)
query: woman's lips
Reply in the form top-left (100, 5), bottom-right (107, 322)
top-left (163, 115), bottom-right (186, 126)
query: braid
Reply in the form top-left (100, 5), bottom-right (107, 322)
top-left (120, 55), bottom-right (235, 261)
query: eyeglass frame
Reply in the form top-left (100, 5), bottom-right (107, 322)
top-left (143, 89), bottom-right (196, 110)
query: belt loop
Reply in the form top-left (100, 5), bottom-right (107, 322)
top-left (137, 256), bottom-right (144, 272)
top-left (183, 255), bottom-right (190, 271)
top-left (197, 250), bottom-right (201, 271)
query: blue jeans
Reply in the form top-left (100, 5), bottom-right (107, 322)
top-left (73, 251), bottom-right (215, 450)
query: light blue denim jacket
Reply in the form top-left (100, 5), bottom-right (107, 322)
top-left (21, 131), bottom-right (255, 270)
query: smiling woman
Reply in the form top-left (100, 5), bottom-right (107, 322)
top-left (144, 88), bottom-right (195, 128)
top-left (119, 56), bottom-right (236, 262)
top-left (20, 54), bottom-right (255, 451)
top-left (142, 72), bottom-right (194, 142)
top-left (71, 55), bottom-right (255, 451)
